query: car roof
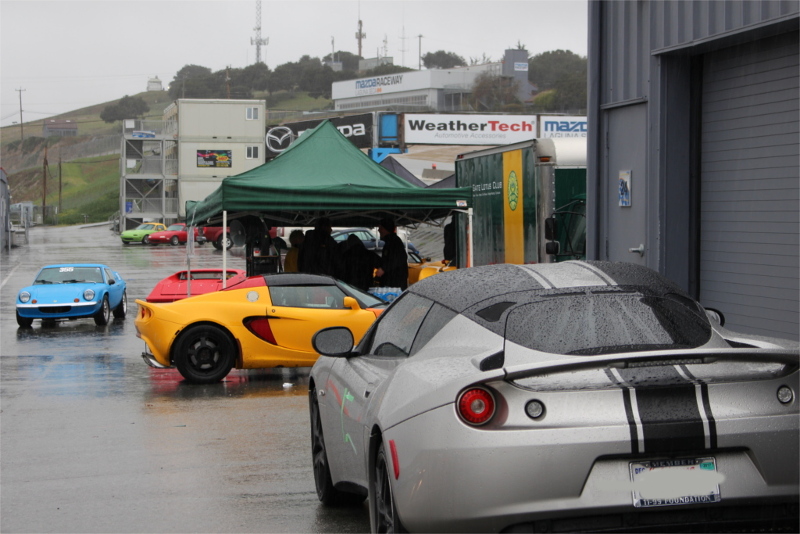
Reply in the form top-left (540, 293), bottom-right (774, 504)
top-left (408, 261), bottom-right (687, 313)
top-left (262, 273), bottom-right (338, 287)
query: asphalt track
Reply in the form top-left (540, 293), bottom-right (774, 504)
top-left (1, 224), bottom-right (370, 533)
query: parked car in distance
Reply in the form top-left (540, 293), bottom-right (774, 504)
top-left (406, 251), bottom-right (454, 285)
top-left (135, 273), bottom-right (387, 384)
top-left (308, 261), bottom-right (799, 533)
top-left (16, 263), bottom-right (127, 327)
top-left (145, 268), bottom-right (247, 303)
top-left (146, 223), bottom-right (206, 246)
top-left (198, 226), bottom-right (232, 250)
top-left (331, 227), bottom-right (420, 255)
top-left (120, 222), bottom-right (167, 245)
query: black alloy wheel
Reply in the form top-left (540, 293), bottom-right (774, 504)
top-left (112, 290), bottom-right (127, 319)
top-left (94, 295), bottom-right (111, 326)
top-left (174, 324), bottom-right (235, 384)
top-left (374, 442), bottom-right (406, 533)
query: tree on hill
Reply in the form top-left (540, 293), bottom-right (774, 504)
top-left (528, 50), bottom-right (586, 91)
top-left (100, 95), bottom-right (149, 123)
top-left (422, 50), bottom-right (467, 69)
top-left (168, 65), bottom-right (214, 99)
top-left (322, 51), bottom-right (362, 72)
top-left (470, 72), bottom-right (520, 111)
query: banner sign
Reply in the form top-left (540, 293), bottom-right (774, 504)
top-left (197, 150), bottom-right (231, 168)
top-left (540, 115), bottom-right (588, 138)
top-left (265, 113), bottom-right (374, 158)
top-left (404, 114), bottom-right (538, 145)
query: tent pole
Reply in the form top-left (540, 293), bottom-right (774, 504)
top-left (468, 207), bottom-right (473, 268)
top-left (222, 210), bottom-right (227, 289)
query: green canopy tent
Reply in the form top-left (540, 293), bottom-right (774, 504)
top-left (186, 120), bottom-right (472, 229)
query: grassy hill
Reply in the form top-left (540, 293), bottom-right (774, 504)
top-left (1, 90), bottom-right (331, 225)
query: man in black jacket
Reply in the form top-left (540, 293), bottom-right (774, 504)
top-left (375, 217), bottom-right (408, 290)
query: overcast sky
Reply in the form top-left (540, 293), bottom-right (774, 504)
top-left (1, 0), bottom-right (588, 128)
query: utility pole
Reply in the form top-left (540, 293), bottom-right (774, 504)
top-left (15, 87), bottom-right (25, 141)
top-left (418, 34), bottom-right (423, 69)
top-left (251, 0), bottom-right (268, 64)
top-left (226, 66), bottom-right (231, 99)
top-left (42, 146), bottom-right (48, 222)
top-left (58, 153), bottom-right (63, 214)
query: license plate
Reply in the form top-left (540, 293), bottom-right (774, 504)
top-left (630, 457), bottom-right (721, 508)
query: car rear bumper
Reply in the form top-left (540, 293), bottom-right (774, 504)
top-left (141, 344), bottom-right (173, 369)
top-left (384, 404), bottom-right (800, 533)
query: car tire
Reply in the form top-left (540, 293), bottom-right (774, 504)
top-left (216, 234), bottom-right (233, 250)
top-left (310, 387), bottom-right (366, 506)
top-left (94, 295), bottom-right (111, 326)
top-left (113, 290), bottom-right (127, 319)
top-left (170, 236), bottom-right (180, 246)
top-left (373, 442), bottom-right (407, 533)
top-left (16, 311), bottom-right (33, 328)
top-left (142, 235), bottom-right (151, 245)
top-left (174, 325), bottom-right (235, 384)
top-left (212, 238), bottom-right (222, 250)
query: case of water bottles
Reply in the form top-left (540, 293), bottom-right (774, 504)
top-left (369, 287), bottom-right (402, 302)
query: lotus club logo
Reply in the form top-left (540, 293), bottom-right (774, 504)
top-left (265, 126), bottom-right (295, 153)
top-left (507, 171), bottom-right (519, 211)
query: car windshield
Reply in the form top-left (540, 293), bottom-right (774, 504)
top-left (35, 266), bottom-right (104, 284)
top-left (504, 290), bottom-right (712, 355)
top-left (136, 224), bottom-right (156, 230)
top-left (337, 280), bottom-right (386, 308)
top-left (166, 224), bottom-right (184, 231)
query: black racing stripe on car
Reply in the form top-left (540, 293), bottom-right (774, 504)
top-left (604, 368), bottom-right (640, 454)
top-left (634, 384), bottom-right (706, 454)
top-left (679, 364), bottom-right (718, 449)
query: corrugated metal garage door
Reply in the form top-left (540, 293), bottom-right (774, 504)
top-left (700, 31), bottom-right (799, 340)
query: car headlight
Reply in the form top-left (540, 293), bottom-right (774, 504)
top-left (19, 291), bottom-right (31, 303)
top-left (83, 289), bottom-right (95, 301)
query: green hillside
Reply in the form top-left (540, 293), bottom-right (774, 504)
top-left (1, 89), bottom-right (331, 227)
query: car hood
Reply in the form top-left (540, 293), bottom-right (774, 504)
top-left (19, 282), bottom-right (103, 303)
top-left (121, 230), bottom-right (149, 237)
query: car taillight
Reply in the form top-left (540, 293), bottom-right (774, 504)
top-left (244, 317), bottom-right (277, 344)
top-left (457, 387), bottom-right (496, 426)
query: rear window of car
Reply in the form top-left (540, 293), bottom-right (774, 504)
top-left (505, 291), bottom-right (712, 355)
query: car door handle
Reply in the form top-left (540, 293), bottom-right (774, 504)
top-left (628, 244), bottom-right (645, 257)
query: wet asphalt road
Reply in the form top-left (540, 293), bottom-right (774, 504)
top-left (0, 224), bottom-right (370, 533)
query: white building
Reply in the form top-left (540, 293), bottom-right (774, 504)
top-left (119, 99), bottom-right (265, 229)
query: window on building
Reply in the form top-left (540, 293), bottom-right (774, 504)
top-left (246, 146), bottom-right (259, 159)
top-left (246, 107), bottom-right (259, 120)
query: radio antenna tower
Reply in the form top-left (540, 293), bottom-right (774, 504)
top-left (251, 0), bottom-right (269, 64)
top-left (355, 1), bottom-right (366, 58)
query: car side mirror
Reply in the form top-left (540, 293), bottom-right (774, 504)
top-left (705, 307), bottom-right (725, 327)
top-left (544, 217), bottom-right (558, 241)
top-left (312, 327), bottom-right (355, 357)
top-left (108, 279), bottom-right (116, 285)
top-left (343, 296), bottom-right (361, 310)
top-left (546, 241), bottom-right (560, 255)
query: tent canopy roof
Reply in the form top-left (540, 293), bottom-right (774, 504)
top-left (186, 121), bottom-right (471, 228)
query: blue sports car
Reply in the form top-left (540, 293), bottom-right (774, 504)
top-left (16, 264), bottom-right (128, 327)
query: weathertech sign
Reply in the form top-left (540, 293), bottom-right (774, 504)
top-left (404, 114), bottom-right (538, 145)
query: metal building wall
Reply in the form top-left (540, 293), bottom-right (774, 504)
top-left (587, 0), bottom-right (800, 339)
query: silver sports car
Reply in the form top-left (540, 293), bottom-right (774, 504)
top-left (309, 261), bottom-right (799, 533)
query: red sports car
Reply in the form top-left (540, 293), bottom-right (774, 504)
top-left (147, 223), bottom-right (205, 246)
top-left (145, 269), bottom-right (247, 303)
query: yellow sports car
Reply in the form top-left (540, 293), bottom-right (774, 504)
top-left (135, 273), bottom-right (387, 384)
top-left (407, 251), bottom-right (456, 285)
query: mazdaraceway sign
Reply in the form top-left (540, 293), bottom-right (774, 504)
top-left (404, 114), bottom-right (538, 145)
